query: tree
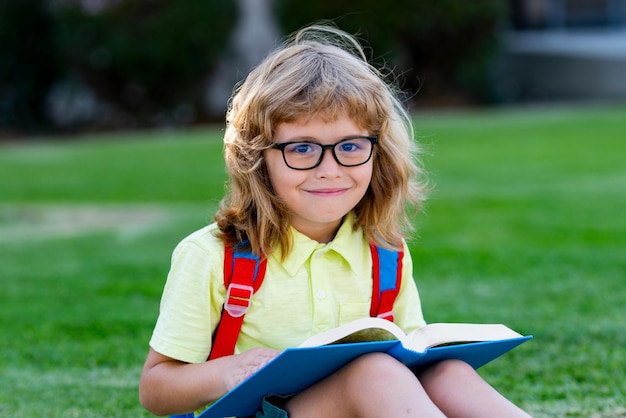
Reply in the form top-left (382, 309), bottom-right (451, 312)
top-left (275, 1), bottom-right (507, 106)
top-left (53, 0), bottom-right (237, 127)
top-left (0, 0), bottom-right (61, 133)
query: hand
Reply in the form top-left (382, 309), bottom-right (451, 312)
top-left (224, 347), bottom-right (280, 391)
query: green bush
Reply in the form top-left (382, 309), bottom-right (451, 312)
top-left (275, 0), bottom-right (507, 105)
top-left (52, 0), bottom-right (237, 127)
top-left (0, 0), bottom-right (61, 132)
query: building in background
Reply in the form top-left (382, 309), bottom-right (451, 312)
top-left (501, 0), bottom-right (626, 102)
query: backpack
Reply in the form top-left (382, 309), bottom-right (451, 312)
top-left (209, 242), bottom-right (404, 360)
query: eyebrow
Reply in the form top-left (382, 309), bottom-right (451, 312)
top-left (276, 135), bottom-right (371, 144)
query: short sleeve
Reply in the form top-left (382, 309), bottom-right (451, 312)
top-left (149, 228), bottom-right (226, 363)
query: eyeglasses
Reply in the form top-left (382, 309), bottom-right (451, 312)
top-left (271, 136), bottom-right (377, 170)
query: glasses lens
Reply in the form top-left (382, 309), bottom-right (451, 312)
top-left (334, 137), bottom-right (373, 166)
top-left (282, 142), bottom-right (323, 169)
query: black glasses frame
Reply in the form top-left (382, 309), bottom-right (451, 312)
top-left (271, 136), bottom-right (377, 170)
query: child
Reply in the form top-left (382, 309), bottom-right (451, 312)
top-left (139, 24), bottom-right (530, 417)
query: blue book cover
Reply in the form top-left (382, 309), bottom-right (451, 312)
top-left (197, 329), bottom-right (532, 418)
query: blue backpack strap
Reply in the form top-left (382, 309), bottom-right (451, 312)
top-left (369, 243), bottom-right (403, 322)
top-left (208, 243), bottom-right (267, 360)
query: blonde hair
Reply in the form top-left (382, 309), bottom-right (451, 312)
top-left (214, 24), bottom-right (427, 257)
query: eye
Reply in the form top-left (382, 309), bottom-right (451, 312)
top-left (339, 142), bottom-right (360, 152)
top-left (285, 142), bottom-right (316, 155)
top-left (338, 138), bottom-right (369, 154)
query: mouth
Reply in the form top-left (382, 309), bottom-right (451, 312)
top-left (306, 187), bottom-right (349, 197)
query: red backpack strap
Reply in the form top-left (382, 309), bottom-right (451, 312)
top-left (209, 244), bottom-right (267, 360)
top-left (369, 243), bottom-right (403, 322)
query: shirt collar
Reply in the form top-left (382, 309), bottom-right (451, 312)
top-left (272, 213), bottom-right (367, 277)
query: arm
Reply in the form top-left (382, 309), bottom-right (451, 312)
top-left (139, 347), bottom-right (280, 416)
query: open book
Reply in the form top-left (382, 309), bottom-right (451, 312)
top-left (299, 316), bottom-right (524, 351)
top-left (197, 318), bottom-right (531, 418)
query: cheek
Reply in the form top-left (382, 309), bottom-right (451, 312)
top-left (357, 163), bottom-right (374, 187)
top-left (264, 152), bottom-right (283, 186)
top-left (265, 153), bottom-right (298, 195)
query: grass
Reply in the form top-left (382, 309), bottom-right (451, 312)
top-left (1, 104), bottom-right (625, 417)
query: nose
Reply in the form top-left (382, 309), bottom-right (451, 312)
top-left (315, 147), bottom-right (342, 176)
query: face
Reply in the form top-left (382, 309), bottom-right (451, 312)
top-left (265, 113), bottom-right (373, 243)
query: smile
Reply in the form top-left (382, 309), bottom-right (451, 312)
top-left (306, 188), bottom-right (349, 197)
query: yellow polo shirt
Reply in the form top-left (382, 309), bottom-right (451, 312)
top-left (150, 215), bottom-right (426, 364)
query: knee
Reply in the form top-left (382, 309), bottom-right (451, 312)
top-left (425, 359), bottom-right (474, 378)
top-left (335, 354), bottom-right (441, 416)
top-left (418, 359), bottom-right (476, 389)
top-left (341, 353), bottom-right (419, 393)
top-left (347, 352), bottom-right (407, 376)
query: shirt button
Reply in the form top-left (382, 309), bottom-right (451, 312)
top-left (316, 290), bottom-right (326, 299)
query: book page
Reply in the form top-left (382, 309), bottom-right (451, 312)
top-left (331, 327), bottom-right (399, 344)
top-left (299, 317), bottom-right (407, 348)
top-left (407, 323), bottom-right (523, 352)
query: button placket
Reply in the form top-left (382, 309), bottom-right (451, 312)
top-left (310, 248), bottom-right (333, 330)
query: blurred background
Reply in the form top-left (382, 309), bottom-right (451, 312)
top-left (1, 0), bottom-right (625, 138)
top-left (2, 3), bottom-right (625, 416)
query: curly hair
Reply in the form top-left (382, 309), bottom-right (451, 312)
top-left (214, 24), bottom-right (428, 258)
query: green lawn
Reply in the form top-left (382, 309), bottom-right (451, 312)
top-left (1, 104), bottom-right (625, 417)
